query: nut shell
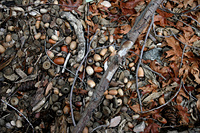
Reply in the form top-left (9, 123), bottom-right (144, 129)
top-left (93, 54), bottom-right (101, 62)
top-left (105, 94), bottom-right (113, 100)
top-left (43, 61), bottom-right (51, 70)
top-left (94, 66), bottom-right (103, 73)
top-left (100, 48), bottom-right (107, 56)
top-left (109, 90), bottom-right (118, 95)
top-left (61, 45), bottom-right (68, 53)
top-left (87, 80), bottom-right (96, 88)
top-left (0, 45), bottom-right (6, 54)
top-left (86, 66), bottom-right (94, 75)
top-left (138, 67), bottom-right (144, 77)
top-left (54, 57), bottom-right (65, 65)
top-left (6, 34), bottom-right (12, 42)
top-left (47, 50), bottom-right (54, 59)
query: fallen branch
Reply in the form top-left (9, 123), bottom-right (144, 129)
top-left (73, 0), bottom-right (164, 132)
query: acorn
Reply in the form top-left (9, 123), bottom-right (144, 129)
top-left (94, 66), bottom-right (103, 73)
top-left (129, 62), bottom-right (134, 68)
top-left (109, 90), bottom-right (118, 95)
top-left (6, 34), bottom-right (12, 42)
top-left (93, 54), bottom-right (101, 62)
top-left (34, 33), bottom-right (41, 40)
top-left (47, 50), bottom-right (54, 59)
top-left (104, 90), bottom-right (108, 95)
top-left (8, 26), bottom-right (15, 31)
top-left (118, 89), bottom-right (124, 96)
top-left (86, 66), bottom-right (94, 75)
top-left (159, 96), bottom-right (165, 105)
top-left (27, 67), bottom-right (34, 74)
top-left (51, 35), bottom-right (58, 41)
top-left (70, 41), bottom-right (77, 50)
top-left (75, 101), bottom-right (82, 107)
top-left (63, 105), bottom-right (70, 114)
top-left (35, 21), bottom-right (41, 29)
top-left (48, 39), bottom-right (56, 44)
top-left (138, 67), bottom-right (144, 77)
top-left (54, 57), bottom-right (65, 65)
top-left (65, 36), bottom-right (72, 44)
top-left (61, 45), bottom-right (68, 53)
top-left (105, 95), bottom-right (113, 100)
top-left (87, 80), bottom-right (96, 88)
top-left (109, 46), bottom-right (115, 53)
top-left (0, 45), bottom-right (6, 54)
top-left (83, 127), bottom-right (89, 133)
top-left (100, 48), bottom-right (107, 56)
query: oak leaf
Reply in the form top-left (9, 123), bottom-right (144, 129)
top-left (165, 36), bottom-right (182, 62)
top-left (175, 105), bottom-right (190, 125)
top-left (144, 120), bottom-right (161, 133)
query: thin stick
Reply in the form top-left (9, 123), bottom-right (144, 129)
top-left (135, 13), bottom-right (155, 113)
top-left (1, 99), bottom-right (35, 132)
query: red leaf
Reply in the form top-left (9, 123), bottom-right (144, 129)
top-left (144, 120), bottom-right (161, 133)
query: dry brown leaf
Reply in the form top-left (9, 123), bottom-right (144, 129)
top-left (165, 36), bottom-right (182, 62)
top-left (45, 82), bottom-right (53, 96)
top-left (129, 103), bottom-right (141, 113)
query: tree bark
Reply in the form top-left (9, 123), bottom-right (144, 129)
top-left (73, 0), bottom-right (164, 132)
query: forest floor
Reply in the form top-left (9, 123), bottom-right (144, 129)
top-left (0, 0), bottom-right (200, 132)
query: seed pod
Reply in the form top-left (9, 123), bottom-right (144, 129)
top-left (138, 67), bottom-right (144, 77)
top-left (94, 66), bottom-right (103, 73)
top-left (8, 26), bottom-right (15, 31)
top-left (0, 45), bottom-right (6, 54)
top-left (70, 41), bottom-right (77, 50)
top-left (65, 36), bottom-right (72, 44)
top-left (27, 67), bottom-right (34, 74)
top-left (43, 61), bottom-right (51, 70)
top-left (93, 54), bottom-right (101, 62)
top-left (35, 21), bottom-right (40, 29)
top-left (100, 48), bottom-right (107, 56)
top-left (118, 89), bottom-right (124, 96)
top-left (48, 39), bottom-right (56, 44)
top-left (54, 57), bottom-right (65, 65)
top-left (6, 34), bottom-right (12, 42)
top-left (105, 94), bottom-right (113, 100)
top-left (87, 80), bottom-right (96, 88)
top-left (63, 105), bottom-right (70, 114)
top-left (10, 97), bottom-right (19, 106)
top-left (34, 33), bottom-right (41, 40)
top-left (47, 50), bottom-right (54, 59)
top-left (61, 45), bottom-right (68, 53)
top-left (109, 90), bottom-right (118, 95)
top-left (51, 35), bottom-right (58, 41)
top-left (86, 66), bottom-right (94, 75)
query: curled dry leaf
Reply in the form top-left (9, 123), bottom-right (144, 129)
top-left (109, 116), bottom-right (121, 127)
